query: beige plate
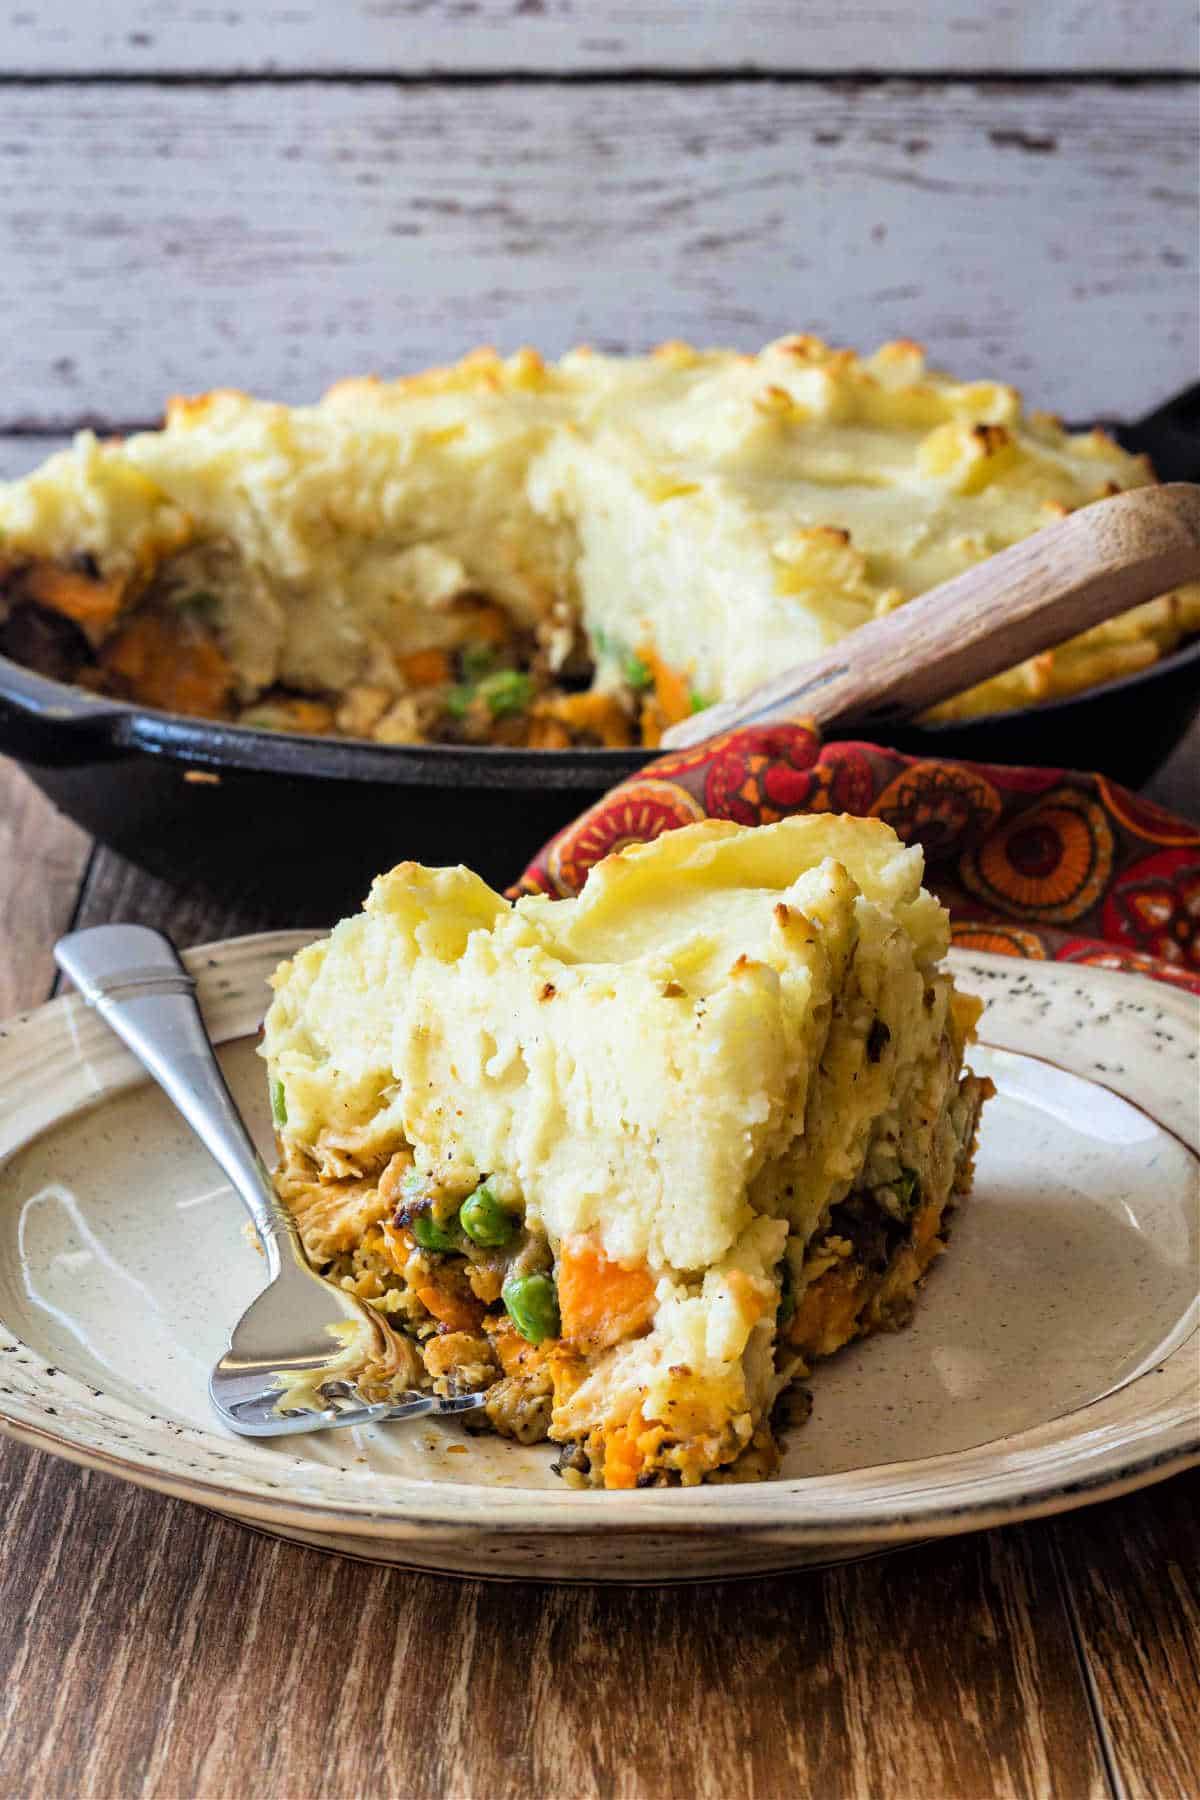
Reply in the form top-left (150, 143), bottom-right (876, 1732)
top-left (0, 936), bottom-right (1196, 1584)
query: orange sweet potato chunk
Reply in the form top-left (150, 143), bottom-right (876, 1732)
top-left (415, 1283), bottom-right (484, 1334)
top-left (100, 613), bottom-right (233, 718)
top-left (397, 648), bottom-right (454, 689)
top-left (557, 1234), bottom-right (657, 1351)
top-left (640, 643), bottom-right (692, 727)
top-left (25, 564), bottom-right (125, 631)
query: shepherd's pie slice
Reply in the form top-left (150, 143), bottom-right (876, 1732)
top-left (261, 815), bottom-right (991, 1487)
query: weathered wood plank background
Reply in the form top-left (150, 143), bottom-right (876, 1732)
top-left (5, 1), bottom-right (1196, 74)
top-left (0, 80), bottom-right (1194, 429)
top-left (0, 6), bottom-right (1197, 1797)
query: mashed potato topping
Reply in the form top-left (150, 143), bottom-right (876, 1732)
top-left (262, 815), bottom-right (991, 1487)
top-left (2, 338), bottom-right (1195, 745)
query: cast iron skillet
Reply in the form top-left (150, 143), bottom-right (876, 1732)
top-left (2, 384), bottom-right (1198, 910)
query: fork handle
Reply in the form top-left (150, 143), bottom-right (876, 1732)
top-left (54, 924), bottom-right (299, 1281)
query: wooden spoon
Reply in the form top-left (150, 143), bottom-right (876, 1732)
top-left (660, 482), bottom-right (1200, 750)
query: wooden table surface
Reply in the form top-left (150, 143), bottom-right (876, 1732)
top-left (1, 6), bottom-right (1198, 1796)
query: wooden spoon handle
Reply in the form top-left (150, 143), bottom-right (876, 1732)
top-left (660, 482), bottom-right (1200, 751)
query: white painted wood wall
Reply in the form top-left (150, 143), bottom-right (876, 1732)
top-left (6, 4), bottom-right (1196, 74)
top-left (0, 2), bottom-right (1195, 488)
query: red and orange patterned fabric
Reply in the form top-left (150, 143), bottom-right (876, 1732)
top-left (516, 724), bottom-right (1200, 994)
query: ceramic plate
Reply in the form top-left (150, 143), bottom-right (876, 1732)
top-left (0, 936), bottom-right (1196, 1583)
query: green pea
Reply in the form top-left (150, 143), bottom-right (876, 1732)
top-left (502, 1271), bottom-right (560, 1344)
top-left (460, 642), bottom-right (496, 682)
top-left (621, 652), bottom-right (652, 692)
top-left (445, 684), bottom-right (475, 719)
top-left (460, 1182), bottom-right (515, 1248)
top-left (178, 588), bottom-right (220, 621)
top-left (892, 1168), bottom-right (921, 1216)
top-left (689, 688), bottom-right (712, 715)
top-left (269, 1078), bottom-right (287, 1128)
top-left (478, 669), bottom-right (533, 717)
top-left (777, 1259), bottom-right (796, 1327)
top-left (412, 1210), bottom-right (462, 1254)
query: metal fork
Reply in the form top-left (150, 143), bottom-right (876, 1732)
top-left (54, 924), bottom-right (485, 1437)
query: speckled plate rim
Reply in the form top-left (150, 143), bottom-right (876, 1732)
top-left (0, 935), bottom-right (1196, 1554)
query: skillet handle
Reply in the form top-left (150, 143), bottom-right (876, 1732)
top-left (0, 657), bottom-right (129, 765)
top-left (1115, 382), bottom-right (1200, 484)
top-left (661, 483), bottom-right (1200, 751)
